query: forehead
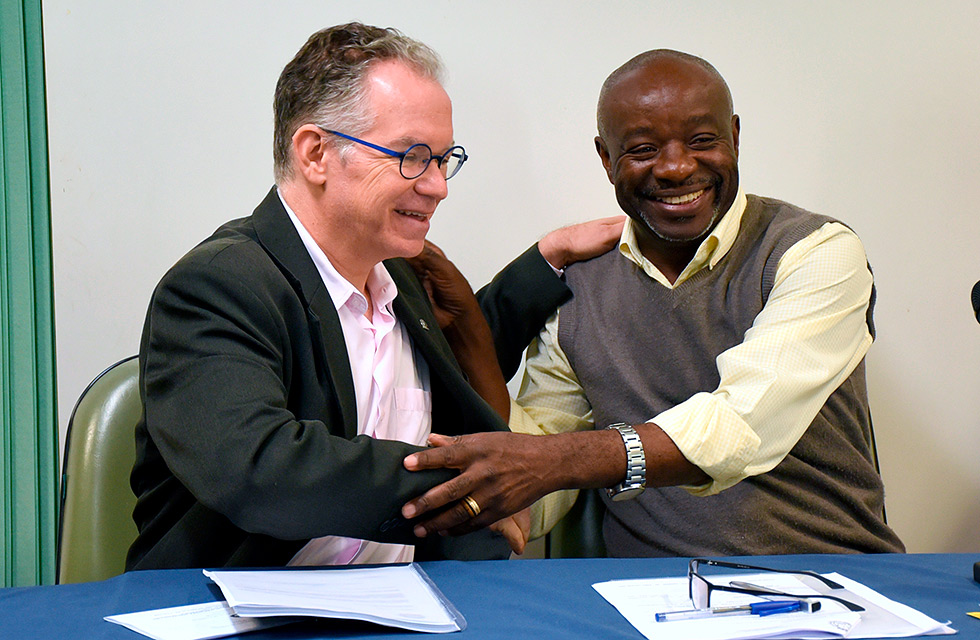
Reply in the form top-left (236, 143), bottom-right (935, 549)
top-left (362, 59), bottom-right (453, 145)
top-left (601, 59), bottom-right (730, 135)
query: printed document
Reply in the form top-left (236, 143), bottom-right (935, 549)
top-left (203, 563), bottom-right (464, 632)
top-left (105, 563), bottom-right (464, 640)
top-left (593, 571), bottom-right (954, 640)
top-left (105, 601), bottom-right (293, 640)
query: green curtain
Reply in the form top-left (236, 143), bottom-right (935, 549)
top-left (0, 0), bottom-right (58, 587)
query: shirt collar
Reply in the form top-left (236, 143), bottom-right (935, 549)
top-left (618, 185), bottom-right (747, 287)
top-left (277, 189), bottom-right (398, 315)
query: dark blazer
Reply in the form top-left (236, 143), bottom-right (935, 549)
top-left (127, 188), bottom-right (569, 570)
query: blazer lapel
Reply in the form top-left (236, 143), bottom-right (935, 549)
top-left (385, 258), bottom-right (508, 435)
top-left (250, 187), bottom-right (358, 438)
top-left (385, 258), bottom-right (461, 380)
top-left (305, 288), bottom-right (359, 439)
top-left (248, 189), bottom-right (503, 440)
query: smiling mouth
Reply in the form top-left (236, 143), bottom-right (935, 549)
top-left (655, 188), bottom-right (707, 205)
top-left (397, 210), bottom-right (431, 220)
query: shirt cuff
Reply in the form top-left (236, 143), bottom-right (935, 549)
top-left (651, 392), bottom-right (761, 496)
top-left (544, 259), bottom-right (564, 278)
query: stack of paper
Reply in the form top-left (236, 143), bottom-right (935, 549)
top-left (106, 563), bottom-right (464, 640)
top-left (593, 571), bottom-right (954, 640)
top-left (204, 564), bottom-right (465, 633)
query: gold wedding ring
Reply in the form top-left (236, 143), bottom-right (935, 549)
top-left (461, 495), bottom-right (481, 518)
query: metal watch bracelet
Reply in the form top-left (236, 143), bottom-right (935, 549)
top-left (604, 423), bottom-right (646, 501)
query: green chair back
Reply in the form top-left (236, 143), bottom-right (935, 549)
top-left (57, 356), bottom-right (140, 583)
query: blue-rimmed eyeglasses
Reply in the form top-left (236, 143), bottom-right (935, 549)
top-left (321, 129), bottom-right (468, 180)
top-left (688, 558), bottom-right (865, 612)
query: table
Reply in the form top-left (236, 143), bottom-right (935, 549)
top-left (2, 554), bottom-right (978, 639)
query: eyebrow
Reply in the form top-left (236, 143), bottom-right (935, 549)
top-left (388, 136), bottom-right (457, 153)
top-left (620, 114), bottom-right (723, 140)
top-left (683, 113), bottom-right (723, 128)
top-left (389, 135), bottom-right (420, 148)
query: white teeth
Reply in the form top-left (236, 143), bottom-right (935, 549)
top-left (398, 210), bottom-right (428, 220)
top-left (659, 189), bottom-right (705, 205)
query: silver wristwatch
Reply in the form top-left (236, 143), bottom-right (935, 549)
top-left (605, 423), bottom-right (646, 501)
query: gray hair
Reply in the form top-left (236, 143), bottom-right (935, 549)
top-left (273, 23), bottom-right (445, 183)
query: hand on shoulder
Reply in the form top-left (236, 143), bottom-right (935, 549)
top-left (538, 215), bottom-right (625, 271)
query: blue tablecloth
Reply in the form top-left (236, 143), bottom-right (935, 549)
top-left (2, 554), bottom-right (978, 639)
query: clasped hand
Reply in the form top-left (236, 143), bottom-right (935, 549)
top-left (402, 432), bottom-right (559, 543)
top-left (401, 216), bottom-right (625, 552)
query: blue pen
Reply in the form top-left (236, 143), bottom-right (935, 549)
top-left (655, 599), bottom-right (819, 622)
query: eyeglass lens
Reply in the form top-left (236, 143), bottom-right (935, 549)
top-left (399, 144), bottom-right (466, 180)
top-left (690, 572), bottom-right (711, 608)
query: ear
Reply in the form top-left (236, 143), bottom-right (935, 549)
top-left (731, 114), bottom-right (740, 158)
top-left (595, 136), bottom-right (615, 184)
top-left (291, 124), bottom-right (331, 186)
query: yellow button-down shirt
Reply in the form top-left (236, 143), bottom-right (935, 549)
top-left (508, 187), bottom-right (875, 537)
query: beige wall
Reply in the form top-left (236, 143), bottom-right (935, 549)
top-left (43, 0), bottom-right (980, 553)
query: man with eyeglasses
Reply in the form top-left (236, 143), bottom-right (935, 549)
top-left (402, 50), bottom-right (905, 558)
top-left (126, 23), bottom-right (617, 570)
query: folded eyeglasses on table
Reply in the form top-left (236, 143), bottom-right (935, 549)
top-left (688, 558), bottom-right (865, 612)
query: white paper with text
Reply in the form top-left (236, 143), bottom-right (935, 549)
top-left (205, 563), bottom-right (465, 633)
top-left (592, 571), bottom-right (953, 640)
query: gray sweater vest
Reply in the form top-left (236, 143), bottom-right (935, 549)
top-left (560, 195), bottom-right (904, 556)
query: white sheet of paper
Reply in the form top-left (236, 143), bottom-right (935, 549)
top-left (104, 601), bottom-right (293, 640)
top-left (825, 573), bottom-right (954, 638)
top-left (592, 571), bottom-right (954, 640)
top-left (204, 563), bottom-right (464, 633)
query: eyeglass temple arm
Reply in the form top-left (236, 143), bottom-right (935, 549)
top-left (783, 592), bottom-right (865, 612)
top-left (434, 147), bottom-right (466, 165)
top-left (321, 130), bottom-right (403, 158)
top-left (699, 559), bottom-right (844, 589)
top-left (696, 559), bottom-right (845, 590)
top-left (728, 582), bottom-right (865, 613)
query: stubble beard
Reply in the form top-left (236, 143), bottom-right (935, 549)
top-left (640, 202), bottom-right (722, 245)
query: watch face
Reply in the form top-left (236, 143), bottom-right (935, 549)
top-left (609, 485), bottom-right (645, 502)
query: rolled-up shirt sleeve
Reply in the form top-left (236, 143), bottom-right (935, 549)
top-left (656, 222), bottom-right (874, 494)
top-left (514, 221), bottom-right (874, 511)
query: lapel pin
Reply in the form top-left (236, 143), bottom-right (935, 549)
top-left (419, 318), bottom-right (430, 331)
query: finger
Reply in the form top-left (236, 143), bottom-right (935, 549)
top-left (607, 216), bottom-right (626, 229)
top-left (403, 436), bottom-right (463, 471)
top-left (424, 240), bottom-right (447, 259)
top-left (513, 507), bottom-right (531, 540)
top-left (425, 433), bottom-right (456, 447)
top-left (414, 501), bottom-right (496, 538)
top-left (594, 216), bottom-right (625, 237)
top-left (406, 245), bottom-right (431, 266)
top-left (491, 517), bottom-right (527, 555)
top-left (409, 241), bottom-right (449, 270)
top-left (600, 214), bottom-right (627, 224)
top-left (406, 241), bottom-right (442, 271)
top-left (401, 474), bottom-right (474, 519)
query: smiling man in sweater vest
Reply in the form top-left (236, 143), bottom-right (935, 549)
top-left (403, 49), bottom-right (905, 557)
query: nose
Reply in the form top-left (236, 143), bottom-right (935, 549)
top-left (414, 161), bottom-right (449, 200)
top-left (653, 141), bottom-right (696, 184)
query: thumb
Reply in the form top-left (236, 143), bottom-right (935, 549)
top-left (426, 433), bottom-right (455, 447)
